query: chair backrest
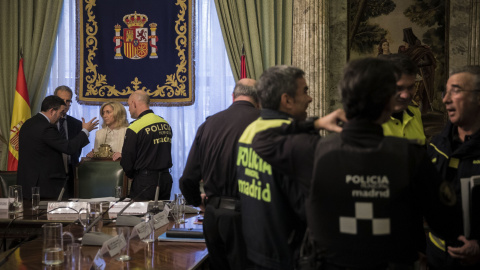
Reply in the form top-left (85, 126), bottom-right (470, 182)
top-left (75, 158), bottom-right (127, 198)
top-left (0, 171), bottom-right (17, 198)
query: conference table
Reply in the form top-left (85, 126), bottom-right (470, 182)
top-left (0, 201), bottom-right (208, 269)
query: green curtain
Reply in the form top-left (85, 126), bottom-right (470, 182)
top-left (0, 0), bottom-right (63, 170)
top-left (214, 0), bottom-right (293, 81)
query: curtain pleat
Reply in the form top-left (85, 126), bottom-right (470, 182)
top-left (214, 0), bottom-right (293, 81)
top-left (0, 0), bottom-right (63, 170)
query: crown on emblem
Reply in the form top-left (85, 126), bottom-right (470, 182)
top-left (123, 11), bottom-right (148, 28)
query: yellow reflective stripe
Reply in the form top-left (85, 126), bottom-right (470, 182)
top-left (239, 118), bottom-right (291, 144)
top-left (449, 158), bottom-right (459, 169)
top-left (129, 113), bottom-right (167, 134)
top-left (429, 232), bottom-right (445, 252)
top-left (429, 143), bottom-right (449, 159)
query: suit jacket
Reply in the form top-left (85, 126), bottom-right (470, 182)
top-left (17, 113), bottom-right (89, 199)
top-left (66, 115), bottom-right (83, 168)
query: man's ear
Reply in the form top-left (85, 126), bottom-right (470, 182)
top-left (47, 108), bottom-right (55, 117)
top-left (280, 93), bottom-right (293, 109)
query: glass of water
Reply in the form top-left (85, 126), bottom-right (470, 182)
top-left (8, 185), bottom-right (23, 213)
top-left (32, 187), bottom-right (40, 211)
top-left (115, 186), bottom-right (123, 200)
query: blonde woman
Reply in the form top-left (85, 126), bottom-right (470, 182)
top-left (86, 101), bottom-right (129, 160)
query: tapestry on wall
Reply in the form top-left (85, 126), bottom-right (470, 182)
top-left (347, 0), bottom-right (448, 139)
top-left (77, 0), bottom-right (194, 106)
top-left (348, 0), bottom-right (447, 114)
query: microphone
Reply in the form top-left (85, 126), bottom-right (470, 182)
top-left (116, 184), bottom-right (155, 226)
top-left (82, 185), bottom-right (153, 245)
top-left (83, 196), bottom-right (126, 234)
top-left (38, 175), bottom-right (69, 210)
top-left (150, 172), bottom-right (161, 214)
top-left (81, 198), bottom-right (124, 246)
top-left (57, 175), bottom-right (69, 201)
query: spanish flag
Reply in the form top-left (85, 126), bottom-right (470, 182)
top-left (7, 58), bottom-right (30, 171)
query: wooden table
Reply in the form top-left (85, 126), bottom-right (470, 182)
top-left (0, 203), bottom-right (208, 269)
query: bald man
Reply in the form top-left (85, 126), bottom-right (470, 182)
top-left (179, 78), bottom-right (259, 270)
top-left (120, 90), bottom-right (173, 200)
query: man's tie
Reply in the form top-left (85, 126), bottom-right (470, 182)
top-left (58, 117), bottom-right (68, 173)
top-left (59, 117), bottom-right (66, 139)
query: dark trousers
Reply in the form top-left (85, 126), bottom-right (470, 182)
top-left (203, 203), bottom-right (251, 270)
top-left (130, 170), bottom-right (172, 200)
top-left (426, 237), bottom-right (480, 270)
top-left (65, 163), bottom-right (75, 199)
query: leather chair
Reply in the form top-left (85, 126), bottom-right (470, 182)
top-left (75, 158), bottom-right (127, 198)
top-left (0, 171), bottom-right (17, 198)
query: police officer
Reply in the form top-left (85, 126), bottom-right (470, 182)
top-left (378, 54), bottom-right (426, 145)
top-left (426, 65), bottom-right (480, 269)
top-left (179, 78), bottom-right (259, 270)
top-left (237, 65), bottom-right (345, 269)
top-left (307, 58), bottom-right (454, 269)
top-left (121, 90), bottom-right (173, 200)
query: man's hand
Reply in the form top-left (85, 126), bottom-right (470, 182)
top-left (112, 152), bottom-right (122, 161)
top-left (86, 150), bottom-right (94, 158)
top-left (199, 193), bottom-right (207, 213)
top-left (82, 117), bottom-right (99, 132)
top-left (448, 235), bottom-right (480, 265)
top-left (315, 109), bottom-right (347, 133)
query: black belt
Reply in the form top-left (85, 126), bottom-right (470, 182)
top-left (136, 169), bottom-right (168, 176)
top-left (207, 196), bottom-right (241, 212)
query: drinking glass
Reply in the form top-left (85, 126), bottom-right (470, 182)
top-left (173, 193), bottom-right (185, 224)
top-left (116, 227), bottom-right (131, 261)
top-left (89, 202), bottom-right (103, 231)
top-left (42, 223), bottom-right (74, 265)
top-left (65, 243), bottom-right (81, 269)
top-left (32, 187), bottom-right (40, 211)
top-left (141, 213), bottom-right (155, 243)
top-left (144, 242), bottom-right (155, 269)
top-left (8, 185), bottom-right (23, 213)
top-left (115, 186), bottom-right (123, 199)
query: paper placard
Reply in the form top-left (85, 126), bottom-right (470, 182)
top-left (104, 234), bottom-right (127, 257)
top-left (109, 202), bottom-right (148, 215)
top-left (0, 198), bottom-right (9, 210)
top-left (47, 202), bottom-right (88, 214)
top-left (153, 206), bottom-right (170, 229)
top-left (133, 221), bottom-right (152, 240)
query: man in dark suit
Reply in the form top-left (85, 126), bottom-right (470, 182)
top-left (17, 96), bottom-right (98, 199)
top-left (54, 86), bottom-right (83, 197)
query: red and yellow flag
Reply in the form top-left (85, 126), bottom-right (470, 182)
top-left (8, 58), bottom-right (30, 171)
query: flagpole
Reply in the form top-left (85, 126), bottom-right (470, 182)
top-left (240, 43), bottom-right (246, 79)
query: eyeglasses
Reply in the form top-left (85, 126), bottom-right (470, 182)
top-left (442, 88), bottom-right (480, 98)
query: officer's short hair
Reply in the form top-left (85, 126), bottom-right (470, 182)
top-left (256, 65), bottom-right (305, 110)
top-left (41, 95), bottom-right (66, 112)
top-left (378, 53), bottom-right (418, 76)
top-left (54, 85), bottom-right (73, 96)
top-left (339, 57), bottom-right (399, 121)
top-left (233, 81), bottom-right (258, 104)
top-left (450, 65), bottom-right (480, 93)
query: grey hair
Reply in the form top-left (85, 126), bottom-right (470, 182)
top-left (256, 65), bottom-right (305, 110)
top-left (233, 82), bottom-right (258, 103)
top-left (450, 65), bottom-right (480, 91)
top-left (54, 85), bottom-right (73, 96)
